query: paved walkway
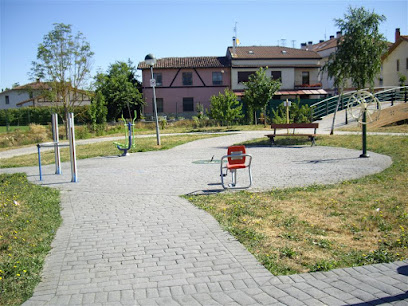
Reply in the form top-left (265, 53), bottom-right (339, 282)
top-left (1, 131), bottom-right (407, 305)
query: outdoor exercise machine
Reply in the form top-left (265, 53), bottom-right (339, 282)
top-left (220, 145), bottom-right (253, 189)
top-left (347, 90), bottom-right (381, 158)
top-left (114, 114), bottom-right (137, 156)
top-left (37, 113), bottom-right (78, 182)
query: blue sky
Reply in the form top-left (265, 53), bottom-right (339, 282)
top-left (1, 0), bottom-right (407, 90)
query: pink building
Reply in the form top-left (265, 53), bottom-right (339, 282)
top-left (138, 57), bottom-right (230, 118)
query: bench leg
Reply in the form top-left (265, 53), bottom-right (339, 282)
top-left (310, 136), bottom-right (316, 146)
top-left (269, 137), bottom-right (275, 146)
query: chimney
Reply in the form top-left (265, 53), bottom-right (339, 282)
top-left (395, 28), bottom-right (401, 42)
top-left (330, 35), bottom-right (334, 40)
top-left (336, 31), bottom-right (342, 38)
top-left (301, 43), bottom-right (307, 50)
top-left (232, 36), bottom-right (237, 56)
top-left (319, 40), bottom-right (324, 43)
top-left (308, 41), bottom-right (313, 45)
top-left (36, 78), bottom-right (41, 83)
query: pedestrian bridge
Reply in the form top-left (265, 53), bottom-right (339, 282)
top-left (311, 86), bottom-right (408, 126)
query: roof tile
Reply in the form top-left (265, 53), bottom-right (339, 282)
top-left (137, 57), bottom-right (229, 69)
top-left (228, 46), bottom-right (321, 59)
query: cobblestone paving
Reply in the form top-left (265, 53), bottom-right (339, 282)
top-left (2, 131), bottom-right (406, 305)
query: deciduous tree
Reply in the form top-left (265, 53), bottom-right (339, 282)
top-left (31, 23), bottom-right (94, 124)
top-left (243, 67), bottom-right (280, 124)
top-left (209, 89), bottom-right (243, 127)
top-left (324, 6), bottom-right (388, 90)
top-left (94, 60), bottom-right (143, 121)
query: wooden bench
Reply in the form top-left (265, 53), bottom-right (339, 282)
top-left (265, 123), bottom-right (319, 146)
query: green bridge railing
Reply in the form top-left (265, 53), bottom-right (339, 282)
top-left (311, 86), bottom-right (408, 122)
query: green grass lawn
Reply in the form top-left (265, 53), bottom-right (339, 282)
top-left (0, 173), bottom-right (61, 305)
top-left (186, 133), bottom-right (408, 275)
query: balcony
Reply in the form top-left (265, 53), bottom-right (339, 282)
top-left (294, 83), bottom-right (323, 90)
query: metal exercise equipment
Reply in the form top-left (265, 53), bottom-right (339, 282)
top-left (114, 114), bottom-right (137, 156)
top-left (347, 90), bottom-right (381, 158)
top-left (37, 113), bottom-right (78, 182)
top-left (220, 145), bottom-right (253, 189)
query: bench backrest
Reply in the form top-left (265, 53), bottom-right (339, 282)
top-left (270, 123), bottom-right (319, 129)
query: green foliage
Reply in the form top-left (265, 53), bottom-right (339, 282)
top-left (94, 60), bottom-right (143, 121)
top-left (324, 7), bottom-right (388, 90)
top-left (243, 67), bottom-right (281, 123)
top-left (209, 89), bottom-right (244, 126)
top-left (0, 106), bottom-right (91, 127)
top-left (89, 91), bottom-right (107, 131)
top-left (271, 100), bottom-right (311, 123)
top-left (30, 23), bottom-right (94, 117)
top-left (399, 73), bottom-right (407, 87)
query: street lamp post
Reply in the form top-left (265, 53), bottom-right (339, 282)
top-left (145, 53), bottom-right (161, 146)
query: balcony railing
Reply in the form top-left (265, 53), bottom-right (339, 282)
top-left (294, 83), bottom-right (322, 89)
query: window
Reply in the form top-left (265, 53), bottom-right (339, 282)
top-left (302, 71), bottom-right (310, 85)
top-left (5, 95), bottom-right (9, 105)
top-left (153, 73), bottom-right (162, 86)
top-left (182, 72), bottom-right (193, 85)
top-left (153, 98), bottom-right (163, 113)
top-left (238, 71), bottom-right (255, 83)
top-left (397, 59), bottom-right (400, 72)
top-left (271, 71), bottom-right (282, 80)
top-left (212, 72), bottom-right (223, 85)
top-left (183, 97), bottom-right (194, 112)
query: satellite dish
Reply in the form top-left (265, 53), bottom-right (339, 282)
top-left (347, 90), bottom-right (381, 124)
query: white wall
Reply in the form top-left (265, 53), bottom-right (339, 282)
top-left (231, 67), bottom-right (295, 90)
top-left (381, 40), bottom-right (408, 87)
top-left (0, 90), bottom-right (30, 110)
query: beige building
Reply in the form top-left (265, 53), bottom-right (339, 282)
top-left (377, 29), bottom-right (408, 87)
top-left (226, 44), bottom-right (326, 100)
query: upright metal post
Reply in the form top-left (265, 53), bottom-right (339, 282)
top-left (150, 66), bottom-right (161, 145)
top-left (37, 144), bottom-right (42, 181)
top-left (360, 110), bottom-right (369, 158)
top-left (52, 114), bottom-right (61, 174)
top-left (68, 113), bottom-right (78, 182)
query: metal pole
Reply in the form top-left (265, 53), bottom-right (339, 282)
top-left (150, 66), bottom-right (161, 145)
top-left (68, 113), bottom-right (78, 182)
top-left (37, 144), bottom-right (42, 181)
top-left (360, 110), bottom-right (369, 158)
top-left (52, 114), bottom-right (61, 174)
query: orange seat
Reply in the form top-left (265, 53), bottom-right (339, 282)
top-left (221, 145), bottom-right (252, 189)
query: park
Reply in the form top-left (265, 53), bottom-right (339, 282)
top-left (0, 5), bottom-right (407, 306)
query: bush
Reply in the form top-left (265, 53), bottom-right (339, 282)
top-left (271, 100), bottom-right (312, 123)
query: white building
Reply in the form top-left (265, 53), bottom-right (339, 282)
top-left (377, 29), bottom-right (408, 87)
top-left (0, 80), bottom-right (91, 110)
top-left (226, 44), bottom-right (326, 100)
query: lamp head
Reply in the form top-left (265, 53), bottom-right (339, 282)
top-left (145, 54), bottom-right (156, 67)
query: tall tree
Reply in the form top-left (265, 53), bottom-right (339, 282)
top-left (209, 89), bottom-right (243, 127)
top-left (243, 67), bottom-right (281, 124)
top-left (94, 60), bottom-right (143, 121)
top-left (31, 23), bottom-right (94, 120)
top-left (323, 6), bottom-right (387, 134)
top-left (325, 6), bottom-right (388, 90)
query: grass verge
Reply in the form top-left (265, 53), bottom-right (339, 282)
top-left (0, 173), bottom-right (61, 305)
top-left (185, 134), bottom-right (408, 275)
top-left (0, 134), bottom-right (220, 168)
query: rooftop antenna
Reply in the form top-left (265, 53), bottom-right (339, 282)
top-left (280, 39), bottom-right (286, 47)
top-left (232, 22), bottom-right (238, 56)
top-left (291, 40), bottom-right (296, 48)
